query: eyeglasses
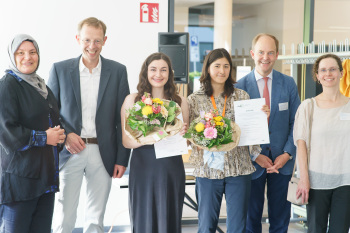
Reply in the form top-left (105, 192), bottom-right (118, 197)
top-left (81, 39), bottom-right (102, 45)
top-left (318, 67), bottom-right (339, 74)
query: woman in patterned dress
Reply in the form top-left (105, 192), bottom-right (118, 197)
top-left (187, 48), bottom-right (269, 233)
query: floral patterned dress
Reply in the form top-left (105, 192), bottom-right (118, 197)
top-left (187, 87), bottom-right (261, 179)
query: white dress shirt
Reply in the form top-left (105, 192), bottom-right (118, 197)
top-left (254, 69), bottom-right (273, 107)
top-left (79, 56), bottom-right (101, 138)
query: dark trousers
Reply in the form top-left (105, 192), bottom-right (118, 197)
top-left (196, 175), bottom-right (251, 233)
top-left (0, 192), bottom-right (55, 233)
top-left (246, 170), bottom-right (292, 233)
top-left (307, 186), bottom-right (350, 233)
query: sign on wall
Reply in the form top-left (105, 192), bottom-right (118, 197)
top-left (140, 3), bottom-right (159, 23)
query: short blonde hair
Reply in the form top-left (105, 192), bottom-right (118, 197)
top-left (252, 33), bottom-right (279, 52)
top-left (78, 17), bottom-right (107, 36)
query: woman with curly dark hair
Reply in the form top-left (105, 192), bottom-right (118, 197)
top-left (294, 54), bottom-right (350, 233)
top-left (121, 52), bottom-right (189, 233)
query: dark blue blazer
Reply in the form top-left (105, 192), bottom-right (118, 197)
top-left (48, 56), bottom-right (131, 177)
top-left (235, 69), bottom-right (300, 179)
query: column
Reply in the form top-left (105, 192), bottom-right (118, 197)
top-left (213, 0), bottom-right (233, 54)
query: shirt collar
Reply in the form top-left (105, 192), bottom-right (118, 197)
top-left (79, 56), bottom-right (102, 73)
top-left (254, 69), bottom-right (273, 81)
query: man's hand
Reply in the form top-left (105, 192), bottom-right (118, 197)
top-left (266, 152), bottom-right (290, 174)
top-left (65, 133), bottom-right (86, 154)
top-left (255, 154), bottom-right (273, 169)
top-left (113, 164), bottom-right (126, 178)
top-left (261, 104), bottom-right (270, 118)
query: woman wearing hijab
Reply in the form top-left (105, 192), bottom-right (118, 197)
top-left (0, 34), bottom-right (65, 233)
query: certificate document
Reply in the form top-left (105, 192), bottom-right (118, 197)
top-left (154, 114), bottom-right (189, 159)
top-left (234, 98), bottom-right (270, 146)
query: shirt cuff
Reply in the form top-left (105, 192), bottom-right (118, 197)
top-left (18, 130), bottom-right (47, 151)
top-left (33, 130), bottom-right (47, 147)
top-left (251, 153), bottom-right (259, 161)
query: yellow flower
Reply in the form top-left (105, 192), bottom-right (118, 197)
top-left (213, 116), bottom-right (222, 122)
top-left (142, 105), bottom-right (153, 116)
top-left (152, 98), bottom-right (164, 105)
top-left (195, 122), bottom-right (205, 132)
top-left (215, 121), bottom-right (224, 126)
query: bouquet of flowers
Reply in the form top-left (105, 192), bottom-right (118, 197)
top-left (125, 93), bottom-right (183, 144)
top-left (184, 109), bottom-right (241, 152)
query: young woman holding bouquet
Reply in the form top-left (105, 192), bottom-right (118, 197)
top-left (121, 52), bottom-right (189, 233)
top-left (187, 48), bottom-right (269, 233)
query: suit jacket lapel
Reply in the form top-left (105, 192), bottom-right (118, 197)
top-left (97, 56), bottom-right (111, 110)
top-left (270, 70), bottom-right (282, 126)
top-left (246, 71), bottom-right (261, 99)
top-left (70, 57), bottom-right (82, 113)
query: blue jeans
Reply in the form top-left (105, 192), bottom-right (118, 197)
top-left (0, 192), bottom-right (55, 233)
top-left (196, 175), bottom-right (251, 233)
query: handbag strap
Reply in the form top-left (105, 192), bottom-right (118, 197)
top-left (292, 98), bottom-right (314, 176)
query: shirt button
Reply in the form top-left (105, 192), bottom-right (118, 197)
top-left (49, 104), bottom-right (53, 109)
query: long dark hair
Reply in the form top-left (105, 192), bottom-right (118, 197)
top-left (135, 52), bottom-right (182, 105)
top-left (199, 48), bottom-right (235, 97)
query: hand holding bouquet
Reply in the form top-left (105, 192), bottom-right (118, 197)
top-left (125, 93), bottom-right (183, 144)
top-left (184, 109), bottom-right (240, 152)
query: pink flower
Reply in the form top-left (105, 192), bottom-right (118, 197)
top-left (204, 112), bottom-right (213, 121)
top-left (152, 104), bottom-right (161, 114)
top-left (141, 92), bottom-right (151, 102)
top-left (144, 98), bottom-right (153, 105)
top-left (203, 127), bottom-right (217, 139)
top-left (205, 122), bottom-right (211, 128)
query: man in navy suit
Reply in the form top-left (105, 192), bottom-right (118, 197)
top-left (236, 33), bottom-right (300, 233)
top-left (48, 17), bottom-right (130, 233)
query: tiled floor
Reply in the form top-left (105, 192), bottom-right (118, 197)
top-left (66, 176), bottom-right (309, 233)
top-left (181, 222), bottom-right (308, 233)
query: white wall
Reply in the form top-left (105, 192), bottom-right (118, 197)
top-left (0, 0), bottom-right (169, 93)
top-left (314, 0), bottom-right (350, 44)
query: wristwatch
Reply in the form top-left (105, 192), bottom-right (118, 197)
top-left (284, 151), bottom-right (293, 160)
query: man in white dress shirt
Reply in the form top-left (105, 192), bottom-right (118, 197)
top-left (48, 17), bottom-right (130, 233)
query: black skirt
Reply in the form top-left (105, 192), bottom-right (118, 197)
top-left (129, 145), bottom-right (185, 233)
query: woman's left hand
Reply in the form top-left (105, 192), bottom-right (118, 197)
top-left (261, 104), bottom-right (270, 118)
top-left (46, 125), bottom-right (66, 146)
top-left (296, 178), bottom-right (310, 204)
top-left (179, 123), bottom-right (188, 136)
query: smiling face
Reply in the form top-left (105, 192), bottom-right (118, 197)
top-left (208, 57), bottom-right (230, 86)
top-left (251, 35), bottom-right (278, 77)
top-left (147, 59), bottom-right (169, 88)
top-left (316, 57), bottom-right (343, 88)
top-left (76, 24), bottom-right (107, 67)
top-left (14, 41), bottom-right (39, 74)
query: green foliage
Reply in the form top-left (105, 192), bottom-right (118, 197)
top-left (185, 112), bottom-right (233, 149)
top-left (126, 98), bottom-right (179, 137)
top-left (189, 71), bottom-right (202, 82)
top-left (166, 101), bottom-right (177, 123)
